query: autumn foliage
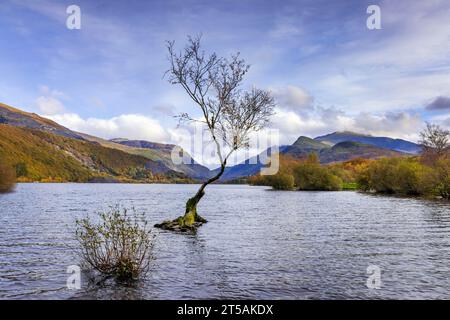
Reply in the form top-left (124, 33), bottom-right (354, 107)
top-left (248, 153), bottom-right (364, 191)
top-left (0, 160), bottom-right (15, 193)
top-left (249, 152), bottom-right (449, 199)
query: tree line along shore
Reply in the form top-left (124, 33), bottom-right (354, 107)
top-left (248, 124), bottom-right (450, 200)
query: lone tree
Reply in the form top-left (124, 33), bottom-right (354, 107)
top-left (419, 122), bottom-right (449, 163)
top-left (155, 36), bottom-right (275, 232)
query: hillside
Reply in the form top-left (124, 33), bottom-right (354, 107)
top-left (110, 138), bottom-right (212, 179)
top-left (293, 136), bottom-right (329, 150)
top-left (0, 103), bottom-right (420, 183)
top-left (218, 140), bottom-right (407, 181)
top-left (318, 141), bottom-right (405, 163)
top-left (282, 136), bottom-right (330, 159)
top-left (315, 131), bottom-right (421, 154)
top-left (0, 103), bottom-right (210, 179)
top-left (0, 102), bottom-right (83, 139)
top-left (0, 124), bottom-right (189, 183)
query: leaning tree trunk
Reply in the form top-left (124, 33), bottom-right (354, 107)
top-left (155, 164), bottom-right (226, 232)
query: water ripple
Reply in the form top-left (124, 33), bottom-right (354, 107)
top-left (1, 184), bottom-right (450, 299)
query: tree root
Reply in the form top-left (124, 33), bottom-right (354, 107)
top-left (154, 213), bottom-right (207, 233)
top-left (154, 194), bottom-right (208, 233)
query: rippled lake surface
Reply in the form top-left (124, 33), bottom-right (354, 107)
top-left (1, 183), bottom-right (450, 299)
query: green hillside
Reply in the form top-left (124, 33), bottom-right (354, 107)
top-left (0, 124), bottom-right (189, 183)
top-left (292, 136), bottom-right (329, 150)
top-left (318, 141), bottom-right (404, 163)
top-left (0, 103), bottom-right (211, 179)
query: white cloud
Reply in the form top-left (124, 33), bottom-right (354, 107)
top-left (352, 112), bottom-right (423, 141)
top-left (269, 106), bottom-right (424, 145)
top-left (271, 85), bottom-right (313, 112)
top-left (270, 108), bottom-right (328, 144)
top-left (35, 86), bottom-right (67, 115)
top-left (45, 113), bottom-right (169, 143)
top-left (302, 1), bottom-right (450, 114)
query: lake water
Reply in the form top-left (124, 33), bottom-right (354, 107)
top-left (1, 183), bottom-right (450, 299)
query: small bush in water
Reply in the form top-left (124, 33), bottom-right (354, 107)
top-left (75, 206), bottom-right (154, 281)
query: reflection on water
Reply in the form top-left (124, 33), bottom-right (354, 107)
top-left (1, 183), bottom-right (450, 299)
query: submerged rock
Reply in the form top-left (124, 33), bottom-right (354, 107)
top-left (154, 218), bottom-right (206, 233)
top-left (155, 194), bottom-right (208, 233)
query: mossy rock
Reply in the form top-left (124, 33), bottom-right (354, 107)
top-left (155, 194), bottom-right (208, 233)
top-left (154, 214), bottom-right (207, 233)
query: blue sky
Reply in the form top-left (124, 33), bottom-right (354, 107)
top-left (1, 0), bottom-right (450, 163)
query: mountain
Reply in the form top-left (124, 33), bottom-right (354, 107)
top-left (0, 103), bottom-right (191, 182)
top-left (212, 146), bottom-right (280, 181)
top-left (218, 139), bottom-right (407, 181)
top-left (282, 136), bottom-right (330, 158)
top-left (0, 103), bottom-right (210, 180)
top-left (285, 138), bottom-right (406, 164)
top-left (293, 136), bottom-right (329, 149)
top-left (0, 102), bottom-right (419, 183)
top-left (0, 103), bottom-right (84, 139)
top-left (110, 138), bottom-right (212, 179)
top-left (317, 141), bottom-right (404, 163)
top-left (110, 138), bottom-right (176, 153)
top-left (314, 131), bottom-right (421, 154)
top-left (0, 124), bottom-right (188, 183)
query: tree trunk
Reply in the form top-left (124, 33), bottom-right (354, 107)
top-left (183, 163), bottom-right (226, 225)
top-left (154, 162), bottom-right (226, 231)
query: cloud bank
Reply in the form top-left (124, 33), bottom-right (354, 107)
top-left (46, 113), bottom-right (169, 143)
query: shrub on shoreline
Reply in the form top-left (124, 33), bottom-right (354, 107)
top-left (357, 157), bottom-right (450, 199)
top-left (249, 153), bottom-right (343, 191)
top-left (0, 161), bottom-right (16, 193)
top-left (292, 162), bottom-right (343, 191)
top-left (266, 173), bottom-right (295, 190)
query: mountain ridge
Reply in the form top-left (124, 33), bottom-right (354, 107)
top-left (219, 140), bottom-right (408, 181)
top-left (0, 103), bottom-right (421, 182)
top-left (314, 131), bottom-right (421, 154)
top-left (0, 103), bottom-right (211, 179)
top-left (0, 124), bottom-right (189, 183)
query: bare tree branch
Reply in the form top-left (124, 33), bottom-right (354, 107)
top-left (420, 122), bottom-right (450, 163)
top-left (165, 35), bottom-right (275, 168)
top-left (158, 35), bottom-right (276, 230)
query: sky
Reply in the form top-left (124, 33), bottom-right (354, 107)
top-left (1, 0), bottom-right (450, 166)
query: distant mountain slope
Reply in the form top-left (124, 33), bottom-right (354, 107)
top-left (293, 136), bottom-right (329, 149)
top-left (0, 103), bottom-right (419, 182)
top-left (282, 136), bottom-right (330, 159)
top-left (217, 140), bottom-right (407, 181)
top-left (0, 103), bottom-right (211, 179)
top-left (318, 141), bottom-right (405, 163)
top-left (110, 138), bottom-right (174, 153)
top-left (0, 124), bottom-right (187, 182)
top-left (0, 102), bottom-right (83, 139)
top-left (0, 124), bottom-right (90, 182)
top-left (216, 146), bottom-right (281, 181)
top-left (111, 138), bottom-right (212, 179)
top-left (315, 131), bottom-right (421, 154)
top-left (215, 154), bottom-right (263, 182)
